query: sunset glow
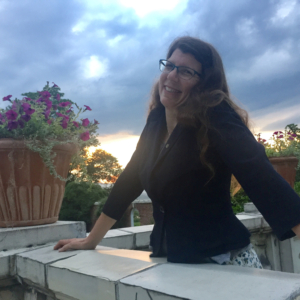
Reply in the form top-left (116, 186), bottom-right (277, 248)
top-left (89, 132), bottom-right (140, 168)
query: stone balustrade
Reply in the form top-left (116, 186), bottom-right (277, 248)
top-left (2, 205), bottom-right (300, 300)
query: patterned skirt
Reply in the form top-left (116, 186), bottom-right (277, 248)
top-left (224, 244), bottom-right (263, 269)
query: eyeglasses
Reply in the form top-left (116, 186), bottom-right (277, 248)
top-left (159, 59), bottom-right (202, 80)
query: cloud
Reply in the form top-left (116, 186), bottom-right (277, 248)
top-left (270, 0), bottom-right (299, 26)
top-left (119, 0), bottom-right (188, 17)
top-left (228, 41), bottom-right (299, 83)
top-left (0, 0), bottom-right (299, 138)
top-left (250, 95), bottom-right (300, 132)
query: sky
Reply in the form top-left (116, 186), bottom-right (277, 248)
top-left (0, 0), bottom-right (299, 166)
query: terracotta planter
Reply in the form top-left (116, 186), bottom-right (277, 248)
top-left (0, 139), bottom-right (76, 227)
top-left (269, 156), bottom-right (299, 188)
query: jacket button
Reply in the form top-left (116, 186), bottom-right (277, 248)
top-left (160, 206), bottom-right (165, 213)
top-left (166, 144), bottom-right (169, 148)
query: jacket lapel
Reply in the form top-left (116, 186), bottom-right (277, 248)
top-left (151, 122), bottom-right (185, 173)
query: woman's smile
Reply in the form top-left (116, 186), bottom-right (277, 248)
top-left (164, 85), bottom-right (181, 93)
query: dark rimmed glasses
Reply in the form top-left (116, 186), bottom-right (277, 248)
top-left (159, 59), bottom-right (202, 80)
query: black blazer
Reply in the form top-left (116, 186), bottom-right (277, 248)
top-left (103, 102), bottom-right (300, 263)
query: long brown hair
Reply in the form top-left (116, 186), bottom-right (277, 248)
top-left (148, 36), bottom-right (249, 178)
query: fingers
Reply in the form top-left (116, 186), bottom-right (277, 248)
top-left (53, 238), bottom-right (86, 252)
top-left (58, 243), bottom-right (72, 252)
top-left (53, 239), bottom-right (69, 250)
top-left (53, 239), bottom-right (76, 250)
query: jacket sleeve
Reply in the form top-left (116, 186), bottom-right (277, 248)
top-left (208, 101), bottom-right (300, 241)
top-left (101, 130), bottom-right (146, 221)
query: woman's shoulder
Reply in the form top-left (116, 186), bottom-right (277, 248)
top-left (209, 101), bottom-right (243, 125)
top-left (147, 106), bottom-right (165, 123)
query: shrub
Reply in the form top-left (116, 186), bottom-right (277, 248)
top-left (295, 182), bottom-right (300, 196)
top-left (59, 182), bottom-right (108, 229)
top-left (231, 189), bottom-right (250, 214)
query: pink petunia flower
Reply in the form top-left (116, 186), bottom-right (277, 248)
top-left (58, 101), bottom-right (71, 107)
top-left (80, 131), bottom-right (90, 141)
top-left (21, 114), bottom-right (31, 122)
top-left (277, 135), bottom-right (284, 138)
top-left (84, 105), bottom-right (92, 111)
top-left (18, 119), bottom-right (25, 128)
top-left (23, 97), bottom-right (32, 102)
top-left (24, 107), bottom-right (35, 115)
top-left (56, 94), bottom-right (60, 101)
top-left (44, 109), bottom-right (51, 119)
top-left (82, 118), bottom-right (89, 127)
top-left (52, 82), bottom-right (59, 88)
top-left (44, 99), bottom-right (52, 109)
top-left (3, 95), bottom-right (12, 101)
top-left (47, 119), bottom-right (52, 125)
top-left (73, 121), bottom-right (79, 128)
top-left (66, 107), bottom-right (73, 114)
top-left (94, 119), bottom-right (99, 125)
top-left (56, 112), bottom-right (69, 120)
top-left (12, 101), bottom-right (17, 110)
top-left (7, 121), bottom-right (18, 130)
top-left (21, 102), bottom-right (31, 110)
top-left (6, 110), bottom-right (18, 121)
top-left (273, 131), bottom-right (278, 135)
top-left (61, 119), bottom-right (68, 129)
top-left (288, 137), bottom-right (294, 140)
top-left (292, 134), bottom-right (297, 137)
top-left (38, 91), bottom-right (51, 99)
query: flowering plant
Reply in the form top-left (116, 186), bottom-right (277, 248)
top-left (256, 127), bottom-right (300, 158)
top-left (0, 82), bottom-right (100, 181)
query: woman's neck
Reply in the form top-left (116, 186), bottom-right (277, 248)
top-left (165, 108), bottom-right (178, 136)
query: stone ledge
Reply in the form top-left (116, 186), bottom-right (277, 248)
top-left (237, 213), bottom-right (270, 232)
top-left (119, 225), bottom-right (153, 248)
top-left (16, 244), bottom-right (84, 288)
top-left (0, 243), bottom-right (56, 281)
top-left (98, 229), bottom-right (134, 249)
top-left (0, 221), bottom-right (86, 251)
top-left (92, 225), bottom-right (154, 249)
top-left (2, 223), bottom-right (300, 299)
top-left (47, 249), bottom-right (161, 300)
top-left (119, 263), bottom-right (300, 300)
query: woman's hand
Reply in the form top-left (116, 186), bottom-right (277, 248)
top-left (53, 237), bottom-right (96, 252)
top-left (53, 213), bottom-right (117, 252)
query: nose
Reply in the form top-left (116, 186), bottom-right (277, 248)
top-left (167, 68), bottom-right (179, 81)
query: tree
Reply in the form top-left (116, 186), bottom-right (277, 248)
top-left (86, 148), bottom-right (123, 183)
top-left (59, 181), bottom-right (108, 231)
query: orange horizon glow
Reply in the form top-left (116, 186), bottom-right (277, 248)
top-left (87, 129), bottom-right (282, 169)
top-left (89, 132), bottom-right (140, 168)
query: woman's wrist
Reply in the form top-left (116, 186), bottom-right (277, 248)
top-left (85, 213), bottom-right (117, 248)
top-left (84, 235), bottom-right (99, 249)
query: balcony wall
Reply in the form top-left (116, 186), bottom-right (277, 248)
top-left (2, 205), bottom-right (300, 300)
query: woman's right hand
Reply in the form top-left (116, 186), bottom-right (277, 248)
top-left (53, 237), bottom-right (96, 252)
top-left (53, 213), bottom-right (117, 252)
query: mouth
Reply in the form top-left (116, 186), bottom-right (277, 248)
top-left (164, 85), bottom-right (181, 93)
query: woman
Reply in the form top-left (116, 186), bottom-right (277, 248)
top-left (54, 37), bottom-right (300, 268)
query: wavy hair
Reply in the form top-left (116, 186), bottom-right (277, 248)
top-left (148, 36), bottom-right (249, 179)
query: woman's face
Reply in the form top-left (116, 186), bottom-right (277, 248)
top-left (159, 48), bottom-right (202, 112)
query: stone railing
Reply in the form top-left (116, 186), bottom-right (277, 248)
top-left (2, 206), bottom-right (300, 300)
